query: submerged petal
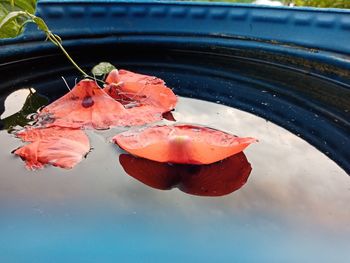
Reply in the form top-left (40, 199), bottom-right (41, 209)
top-left (14, 127), bottom-right (90, 170)
top-left (113, 124), bottom-right (257, 164)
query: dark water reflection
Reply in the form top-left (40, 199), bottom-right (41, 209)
top-left (0, 92), bottom-right (349, 262)
top-left (0, 88), bottom-right (48, 133)
top-left (119, 152), bottom-right (251, 197)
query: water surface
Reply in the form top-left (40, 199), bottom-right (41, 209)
top-left (0, 89), bottom-right (349, 263)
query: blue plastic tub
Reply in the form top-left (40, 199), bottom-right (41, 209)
top-left (0, 1), bottom-right (349, 262)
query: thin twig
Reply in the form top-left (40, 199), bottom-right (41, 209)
top-left (61, 76), bottom-right (71, 91)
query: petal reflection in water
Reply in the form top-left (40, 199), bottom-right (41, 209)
top-left (119, 152), bottom-right (252, 197)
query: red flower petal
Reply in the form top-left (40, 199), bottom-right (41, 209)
top-left (14, 127), bottom-right (90, 170)
top-left (38, 79), bottom-right (162, 129)
top-left (119, 152), bottom-right (252, 197)
top-left (104, 69), bottom-right (177, 112)
top-left (113, 125), bottom-right (257, 164)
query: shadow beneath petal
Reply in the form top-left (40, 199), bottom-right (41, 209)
top-left (119, 152), bottom-right (252, 197)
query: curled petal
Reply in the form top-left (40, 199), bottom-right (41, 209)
top-left (104, 69), bottom-right (177, 113)
top-left (114, 124), bottom-right (257, 164)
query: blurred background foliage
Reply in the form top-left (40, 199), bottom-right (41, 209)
top-left (187, 0), bottom-right (350, 8)
top-left (293, 0), bottom-right (350, 8)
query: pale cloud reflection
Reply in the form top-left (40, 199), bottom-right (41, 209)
top-left (0, 88), bottom-right (32, 119)
top-left (171, 98), bottom-right (350, 232)
top-left (0, 96), bottom-right (349, 239)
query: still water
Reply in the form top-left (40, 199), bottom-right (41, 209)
top-left (0, 89), bottom-right (349, 262)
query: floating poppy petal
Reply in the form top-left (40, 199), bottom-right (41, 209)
top-left (119, 152), bottom-right (252, 197)
top-left (104, 69), bottom-right (177, 112)
top-left (113, 125), bottom-right (257, 164)
top-left (38, 79), bottom-right (162, 129)
top-left (106, 69), bottom-right (165, 85)
top-left (14, 127), bottom-right (90, 170)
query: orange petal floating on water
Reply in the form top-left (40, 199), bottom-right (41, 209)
top-left (104, 69), bottom-right (177, 112)
top-left (119, 152), bottom-right (252, 197)
top-left (38, 79), bottom-right (162, 129)
top-left (14, 127), bottom-right (90, 170)
top-left (113, 125), bottom-right (257, 164)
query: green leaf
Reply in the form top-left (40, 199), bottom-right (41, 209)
top-left (0, 0), bottom-right (37, 38)
top-left (0, 10), bottom-right (28, 38)
top-left (0, 10), bottom-right (26, 28)
top-left (14, 0), bottom-right (37, 14)
top-left (0, 0), bottom-right (37, 14)
top-left (92, 62), bottom-right (116, 76)
top-left (33, 16), bottom-right (49, 32)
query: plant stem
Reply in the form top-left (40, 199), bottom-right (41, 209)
top-left (49, 34), bottom-right (88, 77)
top-left (25, 12), bottom-right (106, 84)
